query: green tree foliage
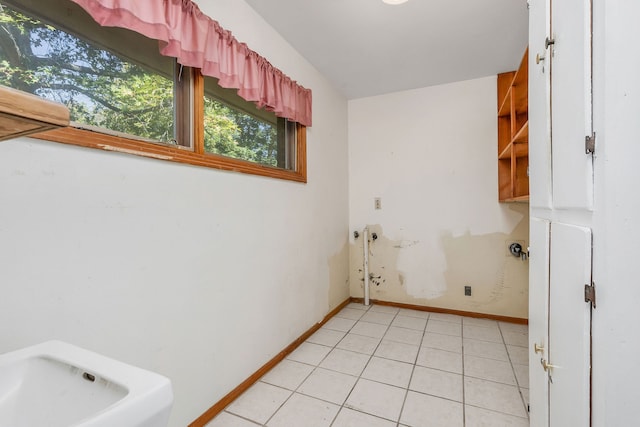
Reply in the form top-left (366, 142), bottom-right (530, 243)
top-left (0, 5), bottom-right (174, 142)
top-left (0, 2), bottom-right (279, 166)
top-left (202, 96), bottom-right (279, 167)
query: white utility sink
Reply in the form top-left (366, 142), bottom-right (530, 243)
top-left (0, 341), bottom-right (173, 427)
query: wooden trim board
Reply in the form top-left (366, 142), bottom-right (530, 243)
top-left (35, 125), bottom-right (308, 183)
top-left (350, 297), bottom-right (528, 325)
top-left (189, 297), bottom-right (352, 427)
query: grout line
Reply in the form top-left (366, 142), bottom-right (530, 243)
top-left (227, 411), bottom-right (264, 426)
top-left (397, 312), bottom-right (428, 427)
top-left (328, 302), bottom-right (377, 426)
top-left (268, 305), bottom-right (373, 427)
top-left (461, 317), bottom-right (466, 427)
top-left (498, 322), bottom-right (530, 420)
top-left (344, 303), bottom-right (399, 422)
top-left (336, 303), bottom-right (404, 425)
top-left (260, 386), bottom-right (295, 426)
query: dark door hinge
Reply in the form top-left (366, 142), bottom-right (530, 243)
top-left (586, 133), bottom-right (596, 154)
top-left (584, 283), bottom-right (596, 308)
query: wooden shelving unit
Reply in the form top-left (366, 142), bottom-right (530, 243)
top-left (0, 85), bottom-right (69, 142)
top-left (497, 48), bottom-right (529, 202)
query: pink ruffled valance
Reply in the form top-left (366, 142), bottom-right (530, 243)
top-left (71, 0), bottom-right (312, 126)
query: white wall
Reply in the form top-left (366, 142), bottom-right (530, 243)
top-left (592, 0), bottom-right (640, 424)
top-left (0, 1), bottom-right (349, 425)
top-left (348, 76), bottom-right (529, 318)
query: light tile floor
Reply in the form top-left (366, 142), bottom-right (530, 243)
top-left (207, 303), bottom-right (530, 427)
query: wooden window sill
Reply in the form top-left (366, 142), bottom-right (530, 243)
top-left (33, 126), bottom-right (307, 183)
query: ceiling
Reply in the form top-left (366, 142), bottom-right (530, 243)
top-left (244, 0), bottom-right (529, 99)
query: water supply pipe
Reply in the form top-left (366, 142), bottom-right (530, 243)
top-left (363, 227), bottom-right (370, 306)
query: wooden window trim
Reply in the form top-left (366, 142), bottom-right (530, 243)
top-left (31, 69), bottom-right (307, 183)
top-left (33, 125), bottom-right (307, 182)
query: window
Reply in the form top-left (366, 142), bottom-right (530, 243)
top-left (203, 76), bottom-right (297, 170)
top-left (0, 0), bottom-right (306, 182)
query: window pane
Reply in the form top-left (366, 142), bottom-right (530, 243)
top-left (0, 1), bottom-right (176, 144)
top-left (203, 76), bottom-right (294, 170)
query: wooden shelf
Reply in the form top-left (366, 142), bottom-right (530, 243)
top-left (498, 144), bottom-right (510, 160)
top-left (502, 195), bottom-right (530, 203)
top-left (497, 71), bottom-right (515, 116)
top-left (512, 121), bottom-right (528, 144)
top-left (497, 48), bottom-right (529, 202)
top-left (498, 87), bottom-right (512, 117)
top-left (498, 142), bottom-right (528, 160)
top-left (0, 85), bottom-right (69, 142)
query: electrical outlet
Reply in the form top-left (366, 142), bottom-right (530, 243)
top-left (374, 197), bottom-right (382, 210)
top-left (464, 286), bottom-right (472, 296)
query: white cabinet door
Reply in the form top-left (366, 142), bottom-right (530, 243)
top-left (528, 0), bottom-right (552, 209)
top-left (551, 0), bottom-right (593, 210)
top-left (548, 222), bottom-right (592, 427)
top-left (529, 217), bottom-right (550, 426)
top-left (530, 0), bottom-right (594, 425)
